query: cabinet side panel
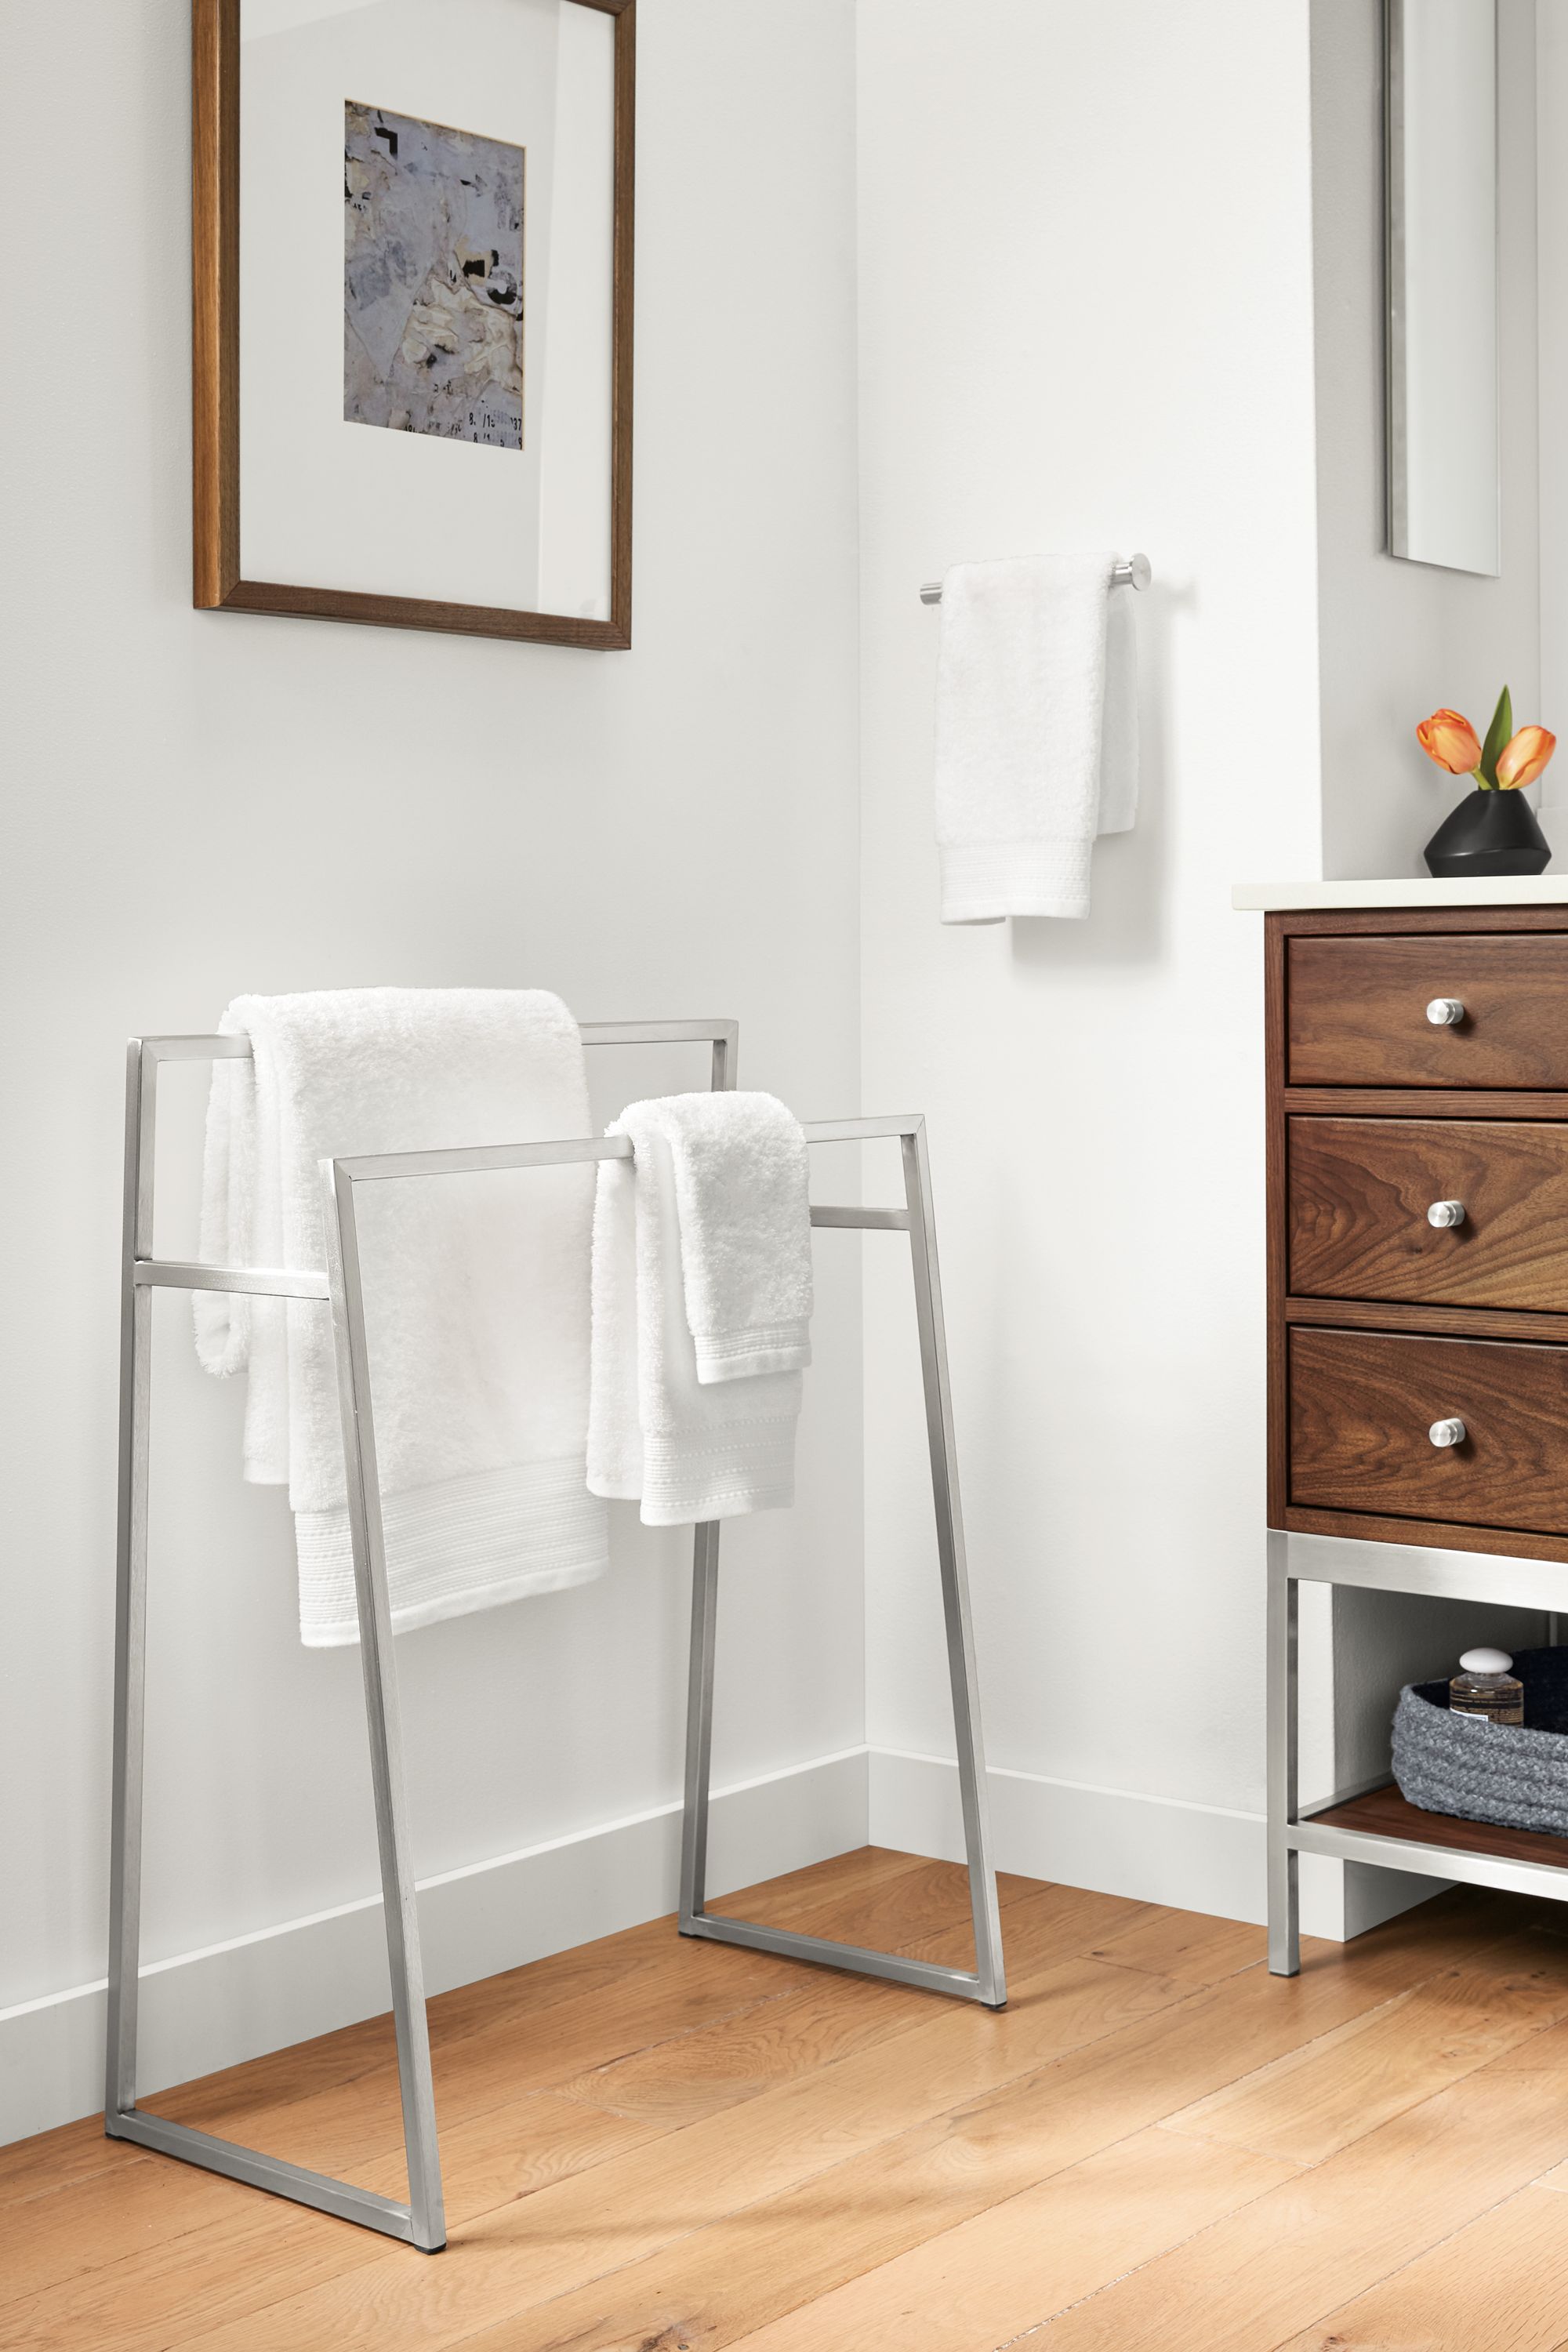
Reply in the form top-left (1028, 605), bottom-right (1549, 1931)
top-left (1267, 914), bottom-right (1290, 1523)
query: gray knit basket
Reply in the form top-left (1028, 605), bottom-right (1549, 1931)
top-left (1392, 1645), bottom-right (1568, 1837)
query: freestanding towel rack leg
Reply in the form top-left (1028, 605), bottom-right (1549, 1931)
top-left (105, 1023), bottom-right (1004, 2252)
top-left (105, 1031), bottom-right (445, 2246)
top-left (676, 1113), bottom-right (1006, 2008)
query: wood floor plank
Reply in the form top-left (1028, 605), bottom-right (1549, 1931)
top-left (0, 1895), bottom-right (799, 2217)
top-left (0, 1864), bottom-right (1550, 2352)
top-left (557, 1884), bottom-right (1149, 2129)
top-left (430, 1896), bottom-right (1542, 2352)
top-left (904, 1881), bottom-right (1149, 1972)
top-left (1161, 1929), bottom-right (1568, 2165)
top-left (150, 1848), bottom-right (931, 2143)
top-left (720, 2125), bottom-right (1298, 2352)
top-left (0, 1852), bottom-right (1047, 2346)
top-left (1024, 2059), bottom-right (1568, 2352)
top-left (1272, 2182), bottom-right (1568, 2352)
top-left (554, 1970), bottom-right (919, 2131)
top-left (709, 1853), bottom-right (1039, 1947)
top-left (1487, 2010), bottom-right (1568, 2072)
top-left (1088, 1904), bottom-right (1266, 1989)
top-left (0, 2195), bottom-right (374, 2352)
top-left (49, 1847), bottom-right (927, 2172)
top-left (150, 1850), bottom-right (1022, 2163)
top-left (0, 2114), bottom-right (121, 2212)
top-left (165, 1954), bottom-right (1188, 2352)
top-left (0, 2090), bottom-right (655, 2326)
top-left (9, 2098), bottom-right (667, 2352)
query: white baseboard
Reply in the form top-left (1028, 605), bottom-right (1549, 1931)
top-left (0, 1747), bottom-right (869, 2151)
top-left (867, 1748), bottom-right (1441, 1945)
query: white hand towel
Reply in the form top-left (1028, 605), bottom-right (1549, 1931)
top-left (655, 1091), bottom-right (813, 1384)
top-left (934, 550), bottom-right (1138, 923)
top-left (195, 988), bottom-right (608, 1646)
top-left (586, 1098), bottom-right (804, 1526)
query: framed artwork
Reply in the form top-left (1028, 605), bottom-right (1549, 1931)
top-left (193, 0), bottom-right (634, 648)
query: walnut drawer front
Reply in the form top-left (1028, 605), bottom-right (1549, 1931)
top-left (1290, 1325), bottom-right (1568, 1536)
top-left (1287, 934), bottom-right (1568, 1087)
top-left (1289, 1116), bottom-right (1568, 1311)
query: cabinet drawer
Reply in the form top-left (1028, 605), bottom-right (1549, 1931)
top-left (1288, 934), bottom-right (1568, 1087)
top-left (1290, 1326), bottom-right (1568, 1535)
top-left (1289, 1116), bottom-right (1568, 1310)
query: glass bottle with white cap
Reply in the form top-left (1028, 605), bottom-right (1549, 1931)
top-left (1449, 1647), bottom-right (1524, 1726)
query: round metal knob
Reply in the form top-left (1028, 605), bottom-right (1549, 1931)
top-left (1426, 998), bottom-right (1465, 1026)
top-left (1427, 1200), bottom-right (1466, 1228)
top-left (1429, 1417), bottom-right (1468, 1447)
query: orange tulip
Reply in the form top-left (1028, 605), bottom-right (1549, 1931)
top-left (1495, 725), bottom-right (1556, 789)
top-left (1416, 709), bottom-right (1483, 775)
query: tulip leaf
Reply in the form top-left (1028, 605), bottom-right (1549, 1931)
top-left (1479, 684), bottom-right (1512, 787)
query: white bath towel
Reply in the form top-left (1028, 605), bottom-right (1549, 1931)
top-left (934, 550), bottom-right (1138, 923)
top-left (195, 988), bottom-right (608, 1646)
top-left (655, 1091), bottom-right (813, 1384)
top-left (586, 1098), bottom-right (804, 1526)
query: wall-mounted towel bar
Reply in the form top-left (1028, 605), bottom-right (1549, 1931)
top-left (919, 553), bottom-right (1152, 604)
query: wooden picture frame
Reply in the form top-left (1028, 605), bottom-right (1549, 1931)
top-left (192, 0), bottom-right (635, 648)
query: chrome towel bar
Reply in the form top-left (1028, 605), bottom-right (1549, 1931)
top-left (920, 552), bottom-right (1152, 604)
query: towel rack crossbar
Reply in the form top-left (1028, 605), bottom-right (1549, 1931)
top-left (132, 1195), bottom-right (906, 1301)
top-left (107, 1022), bottom-right (1004, 2256)
top-left (133, 1259), bottom-right (331, 1300)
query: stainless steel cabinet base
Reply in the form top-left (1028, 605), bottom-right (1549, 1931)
top-left (1266, 1527), bottom-right (1568, 1980)
top-left (107, 1028), bottom-right (1004, 2252)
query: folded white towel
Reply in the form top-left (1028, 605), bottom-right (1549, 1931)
top-left (934, 550), bottom-right (1138, 923)
top-left (195, 988), bottom-right (608, 1646)
top-left (655, 1091), bottom-right (813, 1385)
top-left (586, 1097), bottom-right (804, 1526)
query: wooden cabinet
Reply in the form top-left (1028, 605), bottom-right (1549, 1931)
top-left (1268, 908), bottom-right (1568, 1563)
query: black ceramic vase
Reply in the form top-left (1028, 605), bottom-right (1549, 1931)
top-left (1424, 787), bottom-right (1552, 878)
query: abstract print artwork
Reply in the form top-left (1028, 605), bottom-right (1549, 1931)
top-left (344, 101), bottom-right (525, 451)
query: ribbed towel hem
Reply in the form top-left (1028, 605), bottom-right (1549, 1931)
top-left (692, 1318), bottom-right (812, 1385)
top-left (939, 839), bottom-right (1093, 923)
top-left (635, 1417), bottom-right (798, 1526)
top-left (294, 1457), bottom-right (608, 1648)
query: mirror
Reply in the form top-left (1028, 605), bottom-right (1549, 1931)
top-left (1386, 0), bottom-right (1500, 575)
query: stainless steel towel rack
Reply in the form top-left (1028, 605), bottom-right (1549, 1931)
top-left (106, 1021), bottom-right (1005, 2254)
top-left (920, 552), bottom-right (1152, 604)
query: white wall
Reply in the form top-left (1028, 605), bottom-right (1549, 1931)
top-left (854, 0), bottom-right (1331, 1922)
top-left (6, 0), bottom-right (1547, 2152)
top-left (0, 0), bottom-right (864, 2142)
top-left (1313, 0), bottom-right (1541, 881)
top-left (1537, 0), bottom-right (1568, 826)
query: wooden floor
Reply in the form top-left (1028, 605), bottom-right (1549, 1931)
top-left (9, 1851), bottom-right (1568, 2350)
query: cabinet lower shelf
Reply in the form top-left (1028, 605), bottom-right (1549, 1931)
top-left (1306, 1782), bottom-right (1568, 1873)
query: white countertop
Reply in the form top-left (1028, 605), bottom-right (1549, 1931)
top-left (1232, 877), bottom-right (1568, 911)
